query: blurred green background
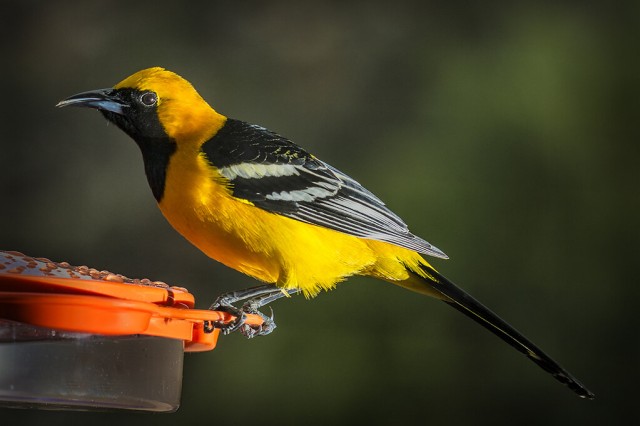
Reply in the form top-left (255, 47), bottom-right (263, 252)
top-left (1, 1), bottom-right (637, 425)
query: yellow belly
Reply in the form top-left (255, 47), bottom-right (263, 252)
top-left (159, 149), bottom-right (424, 297)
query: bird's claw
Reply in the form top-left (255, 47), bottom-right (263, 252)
top-left (208, 301), bottom-right (247, 335)
top-left (207, 299), bottom-right (276, 338)
top-left (239, 306), bottom-right (276, 338)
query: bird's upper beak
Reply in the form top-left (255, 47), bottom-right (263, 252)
top-left (56, 88), bottom-right (126, 115)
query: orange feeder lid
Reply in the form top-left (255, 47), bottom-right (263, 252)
top-left (0, 251), bottom-right (263, 352)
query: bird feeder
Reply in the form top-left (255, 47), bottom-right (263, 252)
top-left (0, 250), bottom-right (260, 412)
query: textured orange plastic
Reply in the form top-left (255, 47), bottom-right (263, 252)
top-left (0, 271), bottom-right (262, 352)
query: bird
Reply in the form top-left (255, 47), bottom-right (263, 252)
top-left (57, 66), bottom-right (593, 399)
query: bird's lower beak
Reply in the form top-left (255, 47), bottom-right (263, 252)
top-left (56, 88), bottom-right (126, 115)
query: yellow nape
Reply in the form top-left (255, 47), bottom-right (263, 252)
top-left (114, 67), bottom-right (226, 144)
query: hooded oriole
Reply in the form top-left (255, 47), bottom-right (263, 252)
top-left (57, 67), bottom-right (593, 399)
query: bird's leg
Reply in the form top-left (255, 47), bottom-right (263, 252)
top-left (206, 284), bottom-right (285, 335)
top-left (240, 288), bottom-right (300, 338)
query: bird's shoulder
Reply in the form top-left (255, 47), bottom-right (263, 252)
top-left (202, 118), bottom-right (315, 169)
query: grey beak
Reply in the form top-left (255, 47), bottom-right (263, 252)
top-left (56, 88), bottom-right (126, 115)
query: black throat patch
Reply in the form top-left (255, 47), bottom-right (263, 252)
top-left (137, 136), bottom-right (177, 202)
top-left (100, 89), bottom-right (177, 202)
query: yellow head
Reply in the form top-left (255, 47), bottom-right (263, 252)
top-left (57, 67), bottom-right (226, 144)
top-left (57, 67), bottom-right (227, 200)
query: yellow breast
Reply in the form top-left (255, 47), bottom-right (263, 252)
top-left (158, 147), bottom-right (383, 297)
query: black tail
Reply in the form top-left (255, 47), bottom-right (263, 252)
top-left (417, 265), bottom-right (594, 399)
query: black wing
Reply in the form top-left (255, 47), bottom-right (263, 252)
top-left (201, 118), bottom-right (447, 258)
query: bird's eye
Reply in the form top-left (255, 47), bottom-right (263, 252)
top-left (140, 92), bottom-right (158, 107)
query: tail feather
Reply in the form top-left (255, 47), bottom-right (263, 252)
top-left (412, 265), bottom-right (594, 399)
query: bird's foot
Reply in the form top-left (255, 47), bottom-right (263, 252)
top-left (204, 285), bottom-right (297, 337)
top-left (207, 297), bottom-right (247, 336)
top-left (239, 305), bottom-right (276, 338)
